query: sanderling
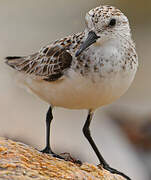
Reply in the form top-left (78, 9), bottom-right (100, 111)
top-left (5, 5), bottom-right (138, 180)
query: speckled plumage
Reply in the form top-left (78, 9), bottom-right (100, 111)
top-left (5, 5), bottom-right (138, 109)
top-left (5, 6), bottom-right (138, 179)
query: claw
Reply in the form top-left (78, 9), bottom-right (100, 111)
top-left (98, 164), bottom-right (131, 180)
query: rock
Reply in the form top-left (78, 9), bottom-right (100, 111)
top-left (0, 137), bottom-right (126, 180)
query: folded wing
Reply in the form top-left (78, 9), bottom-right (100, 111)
top-left (5, 44), bottom-right (72, 81)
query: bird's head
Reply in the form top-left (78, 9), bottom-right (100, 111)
top-left (76, 5), bottom-right (131, 57)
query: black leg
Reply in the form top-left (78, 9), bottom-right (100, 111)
top-left (41, 106), bottom-right (63, 159)
top-left (41, 106), bottom-right (53, 154)
top-left (83, 110), bottom-right (131, 180)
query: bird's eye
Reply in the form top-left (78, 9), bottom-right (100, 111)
top-left (108, 19), bottom-right (116, 27)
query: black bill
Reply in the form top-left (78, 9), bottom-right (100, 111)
top-left (75, 31), bottom-right (100, 57)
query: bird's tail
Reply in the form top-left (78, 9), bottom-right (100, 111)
top-left (5, 56), bottom-right (22, 69)
top-left (5, 56), bottom-right (29, 72)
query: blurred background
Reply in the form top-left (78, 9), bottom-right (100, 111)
top-left (0, 0), bottom-right (151, 179)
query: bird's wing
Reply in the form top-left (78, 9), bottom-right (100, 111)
top-left (5, 42), bottom-right (72, 81)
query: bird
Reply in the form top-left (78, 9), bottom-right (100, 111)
top-left (5, 5), bottom-right (138, 180)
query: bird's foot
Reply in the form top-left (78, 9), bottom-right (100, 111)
top-left (40, 147), bottom-right (64, 160)
top-left (41, 147), bottom-right (82, 165)
top-left (41, 146), bottom-right (52, 154)
top-left (98, 164), bottom-right (131, 180)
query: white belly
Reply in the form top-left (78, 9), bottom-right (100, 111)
top-left (17, 69), bottom-right (136, 110)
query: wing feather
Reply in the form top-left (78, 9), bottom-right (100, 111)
top-left (5, 44), bottom-right (72, 81)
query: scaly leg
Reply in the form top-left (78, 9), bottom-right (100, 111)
top-left (83, 110), bottom-right (131, 180)
top-left (41, 106), bottom-right (63, 159)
